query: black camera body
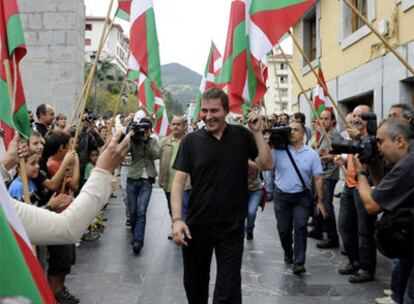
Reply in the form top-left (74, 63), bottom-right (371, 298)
top-left (330, 112), bottom-right (377, 163)
top-left (84, 113), bottom-right (97, 122)
top-left (127, 121), bottom-right (151, 144)
top-left (264, 122), bottom-right (292, 150)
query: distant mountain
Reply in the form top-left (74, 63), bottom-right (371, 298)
top-left (161, 63), bottom-right (202, 109)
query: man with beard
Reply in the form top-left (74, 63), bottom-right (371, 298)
top-left (170, 88), bottom-right (273, 303)
top-left (336, 105), bottom-right (377, 283)
top-left (159, 115), bottom-right (191, 239)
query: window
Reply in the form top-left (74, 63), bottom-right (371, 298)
top-left (340, 0), bottom-right (376, 50)
top-left (85, 24), bottom-right (92, 31)
top-left (303, 11), bottom-right (317, 62)
top-left (280, 89), bottom-right (288, 98)
top-left (279, 76), bottom-right (287, 84)
top-left (85, 38), bottom-right (91, 46)
top-left (351, 0), bottom-right (367, 33)
top-left (280, 63), bottom-right (286, 70)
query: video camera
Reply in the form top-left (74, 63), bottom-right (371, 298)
top-left (330, 112), bottom-right (377, 163)
top-left (84, 113), bottom-right (97, 122)
top-left (264, 122), bottom-right (292, 150)
top-left (127, 120), bottom-right (152, 144)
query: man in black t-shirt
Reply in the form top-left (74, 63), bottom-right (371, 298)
top-left (354, 118), bottom-right (414, 304)
top-left (170, 88), bottom-right (274, 304)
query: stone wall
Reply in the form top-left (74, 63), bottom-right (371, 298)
top-left (18, 0), bottom-right (85, 118)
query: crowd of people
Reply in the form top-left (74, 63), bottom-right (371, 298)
top-left (1, 88), bottom-right (413, 304)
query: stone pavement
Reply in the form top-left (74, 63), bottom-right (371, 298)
top-left (67, 186), bottom-right (391, 304)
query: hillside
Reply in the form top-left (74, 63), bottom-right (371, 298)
top-left (161, 63), bottom-right (202, 109)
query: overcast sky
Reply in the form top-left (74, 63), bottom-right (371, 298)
top-left (84, 0), bottom-right (292, 74)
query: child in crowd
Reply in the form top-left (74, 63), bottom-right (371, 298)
top-left (43, 130), bottom-right (80, 304)
top-left (82, 149), bottom-right (106, 242)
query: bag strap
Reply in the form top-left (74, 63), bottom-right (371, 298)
top-left (285, 147), bottom-right (308, 191)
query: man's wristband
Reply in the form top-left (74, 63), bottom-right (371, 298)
top-left (172, 217), bottom-right (183, 224)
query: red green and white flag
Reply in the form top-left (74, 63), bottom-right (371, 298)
top-left (219, 0), bottom-right (266, 115)
top-left (137, 73), bottom-right (171, 136)
top-left (115, 0), bottom-right (132, 21)
top-left (193, 42), bottom-right (223, 121)
top-left (0, 0), bottom-right (31, 155)
top-left (311, 68), bottom-right (332, 142)
top-left (0, 178), bottom-right (56, 303)
top-left (128, 0), bottom-right (162, 88)
top-left (247, 0), bottom-right (317, 61)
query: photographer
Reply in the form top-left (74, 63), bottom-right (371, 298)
top-left (336, 105), bottom-right (378, 283)
top-left (77, 113), bottom-right (105, 187)
top-left (354, 118), bottom-right (413, 304)
top-left (271, 121), bottom-right (326, 275)
top-left (126, 117), bottom-right (160, 255)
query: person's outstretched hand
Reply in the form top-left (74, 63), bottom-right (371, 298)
top-left (96, 129), bottom-right (131, 174)
top-left (2, 133), bottom-right (30, 170)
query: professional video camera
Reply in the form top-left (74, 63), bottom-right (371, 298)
top-left (84, 113), bottom-right (97, 122)
top-left (127, 119), bottom-right (152, 144)
top-left (330, 112), bottom-right (377, 163)
top-left (264, 122), bottom-right (292, 150)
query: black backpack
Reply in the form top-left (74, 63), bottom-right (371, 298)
top-left (375, 207), bottom-right (414, 259)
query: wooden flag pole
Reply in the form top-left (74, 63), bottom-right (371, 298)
top-left (343, 0), bottom-right (414, 76)
top-left (288, 31), bottom-right (350, 129)
top-left (3, 59), bottom-right (31, 204)
top-left (71, 0), bottom-right (114, 151)
top-left (69, 21), bottom-right (115, 127)
top-left (108, 75), bottom-right (128, 133)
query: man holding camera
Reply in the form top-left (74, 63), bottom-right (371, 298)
top-left (354, 117), bottom-right (413, 304)
top-left (336, 105), bottom-right (377, 283)
top-left (271, 121), bottom-right (326, 275)
top-left (126, 117), bottom-right (160, 255)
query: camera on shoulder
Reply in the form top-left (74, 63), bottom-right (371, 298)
top-left (127, 118), bottom-right (152, 144)
top-left (330, 112), bottom-right (377, 163)
top-left (264, 121), bottom-right (292, 150)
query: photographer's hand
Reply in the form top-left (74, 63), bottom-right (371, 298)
top-left (353, 155), bottom-right (364, 174)
top-left (347, 127), bottom-right (360, 140)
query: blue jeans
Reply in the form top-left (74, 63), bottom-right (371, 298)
top-left (126, 178), bottom-right (153, 246)
top-left (165, 190), bottom-right (191, 221)
top-left (245, 189), bottom-right (264, 234)
top-left (273, 188), bottom-right (312, 265)
top-left (391, 258), bottom-right (413, 303)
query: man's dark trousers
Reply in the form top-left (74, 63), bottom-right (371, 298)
top-left (273, 189), bottom-right (312, 265)
top-left (339, 185), bottom-right (377, 273)
top-left (182, 222), bottom-right (244, 304)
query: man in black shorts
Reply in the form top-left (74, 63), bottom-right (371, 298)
top-left (170, 88), bottom-right (274, 303)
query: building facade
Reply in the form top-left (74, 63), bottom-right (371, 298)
top-left (292, 0), bottom-right (414, 127)
top-left (19, 0), bottom-right (85, 118)
top-left (85, 17), bottom-right (129, 74)
top-left (263, 53), bottom-right (294, 115)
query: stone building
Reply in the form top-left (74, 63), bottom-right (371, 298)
top-left (18, 0), bottom-right (85, 118)
top-left (292, 0), bottom-right (414, 127)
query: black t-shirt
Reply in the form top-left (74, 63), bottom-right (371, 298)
top-left (173, 124), bottom-right (258, 225)
top-left (372, 146), bottom-right (414, 212)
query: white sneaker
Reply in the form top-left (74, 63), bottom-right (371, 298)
top-left (383, 289), bottom-right (392, 296)
top-left (375, 296), bottom-right (397, 304)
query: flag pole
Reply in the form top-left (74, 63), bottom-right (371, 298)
top-left (3, 59), bottom-right (31, 204)
top-left (288, 31), bottom-right (350, 129)
top-left (108, 75), bottom-right (128, 134)
top-left (69, 21), bottom-right (115, 127)
top-left (70, 0), bottom-right (115, 151)
top-left (343, 0), bottom-right (414, 76)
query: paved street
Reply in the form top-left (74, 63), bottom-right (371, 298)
top-left (67, 186), bottom-right (391, 304)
